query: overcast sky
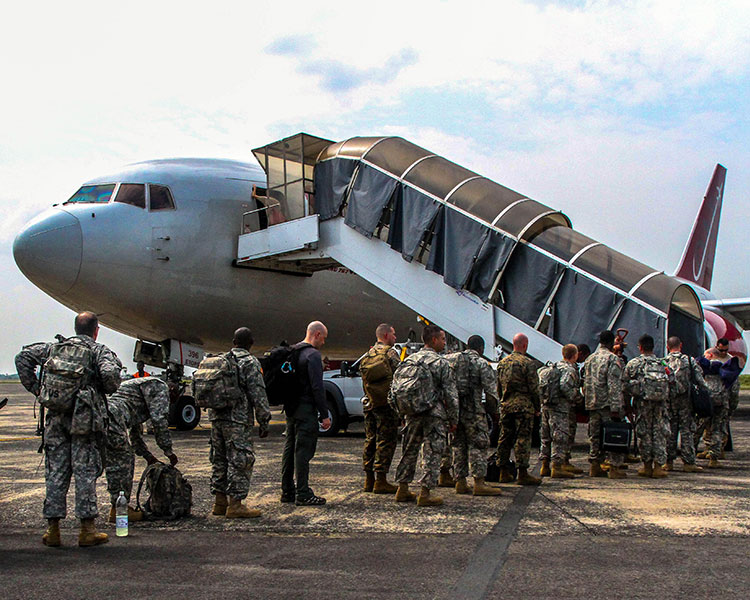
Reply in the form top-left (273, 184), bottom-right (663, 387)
top-left (1, 0), bottom-right (749, 373)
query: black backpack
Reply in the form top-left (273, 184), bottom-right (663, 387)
top-left (135, 462), bottom-right (192, 520)
top-left (688, 359), bottom-right (714, 418)
top-left (260, 343), bottom-right (310, 412)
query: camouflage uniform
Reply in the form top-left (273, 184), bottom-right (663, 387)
top-left (362, 342), bottom-right (401, 474)
top-left (583, 345), bottom-right (624, 467)
top-left (540, 361), bottom-right (581, 463)
top-left (15, 336), bottom-right (121, 520)
top-left (664, 351), bottom-right (707, 465)
top-left (622, 354), bottom-right (671, 465)
top-left (395, 348), bottom-right (459, 490)
top-left (445, 349), bottom-right (499, 479)
top-left (701, 363), bottom-right (729, 459)
top-left (209, 348), bottom-right (271, 500)
top-left (105, 377), bottom-right (173, 505)
top-left (496, 351), bottom-right (540, 470)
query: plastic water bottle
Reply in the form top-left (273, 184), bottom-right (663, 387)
top-left (116, 491), bottom-right (128, 537)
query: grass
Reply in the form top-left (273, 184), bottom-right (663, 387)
top-left (740, 374), bottom-right (750, 390)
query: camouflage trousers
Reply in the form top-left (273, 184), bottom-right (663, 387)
top-left (210, 419), bottom-right (255, 500)
top-left (105, 403), bottom-right (136, 505)
top-left (43, 411), bottom-right (101, 520)
top-left (539, 406), bottom-right (570, 463)
top-left (497, 410), bottom-right (533, 470)
top-left (362, 405), bottom-right (400, 473)
top-left (588, 408), bottom-right (624, 467)
top-left (566, 404), bottom-right (578, 460)
top-left (395, 415), bottom-right (447, 490)
top-left (450, 414), bottom-right (491, 479)
top-left (704, 404), bottom-right (729, 458)
top-left (667, 394), bottom-right (697, 464)
top-left (635, 400), bottom-right (669, 464)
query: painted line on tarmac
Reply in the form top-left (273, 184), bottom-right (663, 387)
top-left (437, 473), bottom-right (541, 600)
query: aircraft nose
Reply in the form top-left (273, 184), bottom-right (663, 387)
top-left (13, 208), bottom-right (83, 295)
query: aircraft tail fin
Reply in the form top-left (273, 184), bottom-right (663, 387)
top-left (674, 164), bottom-right (727, 291)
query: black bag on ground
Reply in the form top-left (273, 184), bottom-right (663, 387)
top-left (485, 453), bottom-right (516, 482)
top-left (688, 358), bottom-right (714, 418)
top-left (135, 462), bottom-right (192, 520)
top-left (601, 420), bottom-right (632, 453)
top-left (260, 343), bottom-right (310, 413)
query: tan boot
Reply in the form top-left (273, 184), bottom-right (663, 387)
top-left (109, 504), bottom-right (143, 523)
top-left (708, 456), bottom-right (720, 468)
top-left (551, 461), bottom-right (575, 479)
top-left (563, 460), bottom-right (584, 474)
top-left (499, 466), bottom-right (515, 483)
top-left (363, 470), bottom-right (375, 492)
top-left (212, 492), bottom-right (228, 516)
top-left (637, 461), bottom-right (653, 478)
top-left (473, 477), bottom-right (502, 496)
top-left (455, 477), bottom-right (471, 495)
top-left (517, 467), bottom-right (541, 485)
top-left (78, 518), bottom-right (108, 547)
top-left (540, 458), bottom-right (551, 477)
top-left (683, 463), bottom-right (704, 473)
top-left (372, 472), bottom-right (398, 494)
top-left (225, 497), bottom-right (261, 518)
top-left (651, 463), bottom-right (668, 478)
top-left (438, 470), bottom-right (456, 488)
top-left (696, 450), bottom-right (709, 459)
top-left (663, 460), bottom-right (673, 472)
top-left (42, 518), bottom-right (61, 547)
top-left (589, 462), bottom-right (607, 478)
top-left (608, 466), bottom-right (627, 479)
top-left (395, 482), bottom-right (416, 502)
top-left (416, 486), bottom-right (444, 507)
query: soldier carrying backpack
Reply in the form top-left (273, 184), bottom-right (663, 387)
top-left (15, 311), bottom-right (122, 548)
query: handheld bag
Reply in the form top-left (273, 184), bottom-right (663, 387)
top-left (389, 355), bottom-right (436, 417)
top-left (40, 339), bottom-right (95, 413)
top-left (135, 462), bottom-right (192, 520)
top-left (601, 420), bottom-right (632, 453)
top-left (359, 346), bottom-right (394, 408)
top-left (192, 352), bottom-right (243, 410)
top-left (688, 359), bottom-right (714, 418)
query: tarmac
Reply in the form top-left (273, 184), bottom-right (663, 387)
top-left (1, 381), bottom-right (748, 599)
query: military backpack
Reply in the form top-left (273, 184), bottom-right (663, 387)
top-left (389, 354), bottom-right (436, 416)
top-left (446, 351), bottom-right (476, 400)
top-left (192, 351), bottom-right (243, 410)
top-left (135, 462), bottom-right (192, 520)
top-left (641, 358), bottom-right (671, 401)
top-left (359, 345), bottom-right (395, 408)
top-left (537, 361), bottom-right (561, 407)
top-left (40, 338), bottom-right (96, 413)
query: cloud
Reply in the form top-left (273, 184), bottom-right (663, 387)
top-left (264, 34), bottom-right (317, 56)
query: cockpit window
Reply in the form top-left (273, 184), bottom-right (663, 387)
top-left (66, 184), bottom-right (115, 204)
top-left (114, 184), bottom-right (146, 208)
top-left (149, 184), bottom-right (175, 211)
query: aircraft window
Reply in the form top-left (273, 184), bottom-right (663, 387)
top-left (114, 184), bottom-right (146, 208)
top-left (149, 185), bottom-right (175, 211)
top-left (66, 184), bottom-right (115, 204)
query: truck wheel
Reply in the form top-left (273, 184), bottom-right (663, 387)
top-left (318, 395), bottom-right (341, 437)
top-left (175, 396), bottom-right (200, 430)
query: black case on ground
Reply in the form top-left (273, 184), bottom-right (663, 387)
top-left (601, 420), bottom-right (632, 453)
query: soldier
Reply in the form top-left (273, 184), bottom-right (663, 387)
top-left (664, 336), bottom-right (708, 472)
top-left (709, 339), bottom-right (741, 458)
top-left (15, 311), bottom-right (121, 547)
top-left (539, 344), bottom-right (583, 479)
top-left (208, 327), bottom-right (271, 518)
top-left (583, 330), bottom-right (626, 479)
top-left (563, 344), bottom-right (590, 474)
top-left (360, 323), bottom-right (401, 494)
top-left (622, 335), bottom-right (671, 478)
top-left (105, 377), bottom-right (179, 522)
top-left (496, 333), bottom-right (542, 486)
top-left (393, 325), bottom-right (459, 507)
top-left (446, 335), bottom-right (501, 496)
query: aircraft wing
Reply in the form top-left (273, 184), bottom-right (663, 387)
top-left (703, 298), bottom-right (750, 330)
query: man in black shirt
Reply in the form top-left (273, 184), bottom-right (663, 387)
top-left (281, 321), bottom-right (331, 506)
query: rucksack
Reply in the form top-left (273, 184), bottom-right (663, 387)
top-left (135, 462), bottom-right (192, 520)
top-left (192, 352), bottom-right (243, 410)
top-left (688, 358), bottom-right (713, 418)
top-left (260, 343), bottom-right (309, 411)
top-left (446, 351), bottom-right (475, 399)
top-left (360, 345), bottom-right (395, 408)
top-left (665, 354), bottom-right (690, 397)
top-left (641, 358), bottom-right (670, 401)
top-left (389, 354), bottom-right (436, 417)
top-left (537, 362), bottom-right (561, 406)
top-left (40, 338), bottom-right (96, 413)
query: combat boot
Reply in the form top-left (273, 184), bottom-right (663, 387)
top-left (225, 497), bottom-right (261, 518)
top-left (372, 472), bottom-right (398, 494)
top-left (589, 462), bottom-right (607, 478)
top-left (454, 477), bottom-right (471, 495)
top-left (608, 466), bottom-right (627, 479)
top-left (708, 456), bottom-right (720, 468)
top-left (212, 492), bottom-right (229, 516)
top-left (651, 463), bottom-right (668, 478)
top-left (438, 469), bottom-right (456, 488)
top-left (663, 460), bottom-right (673, 472)
top-left (108, 505), bottom-right (144, 523)
top-left (499, 466), bottom-right (515, 483)
top-left (517, 467), bottom-right (541, 485)
top-left (395, 482), bottom-right (416, 502)
top-left (696, 450), bottom-right (709, 459)
top-left (551, 461), bottom-right (575, 479)
top-left (416, 487), bottom-right (444, 507)
top-left (563, 460), bottom-right (584, 474)
top-left (78, 518), bottom-right (108, 547)
top-left (637, 461), bottom-right (653, 478)
top-left (42, 518), bottom-right (61, 547)
top-left (540, 458), bottom-right (551, 477)
top-left (682, 463), bottom-right (704, 473)
top-left (363, 470), bottom-right (375, 493)
top-left (473, 477), bottom-right (502, 496)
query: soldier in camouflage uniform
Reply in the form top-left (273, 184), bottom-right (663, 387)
top-left (15, 312), bottom-right (121, 547)
top-left (583, 330), bottom-right (626, 479)
top-left (360, 323), bottom-right (401, 494)
top-left (105, 376), bottom-right (178, 522)
top-left (664, 336), bottom-right (708, 472)
top-left (563, 344), bottom-right (590, 474)
top-left (496, 333), bottom-right (541, 486)
top-left (445, 335), bottom-right (501, 496)
top-left (394, 325), bottom-right (459, 507)
top-left (622, 334), bottom-right (672, 478)
top-left (209, 327), bottom-right (271, 518)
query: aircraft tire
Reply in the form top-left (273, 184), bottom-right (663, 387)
top-left (174, 395), bottom-right (201, 431)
